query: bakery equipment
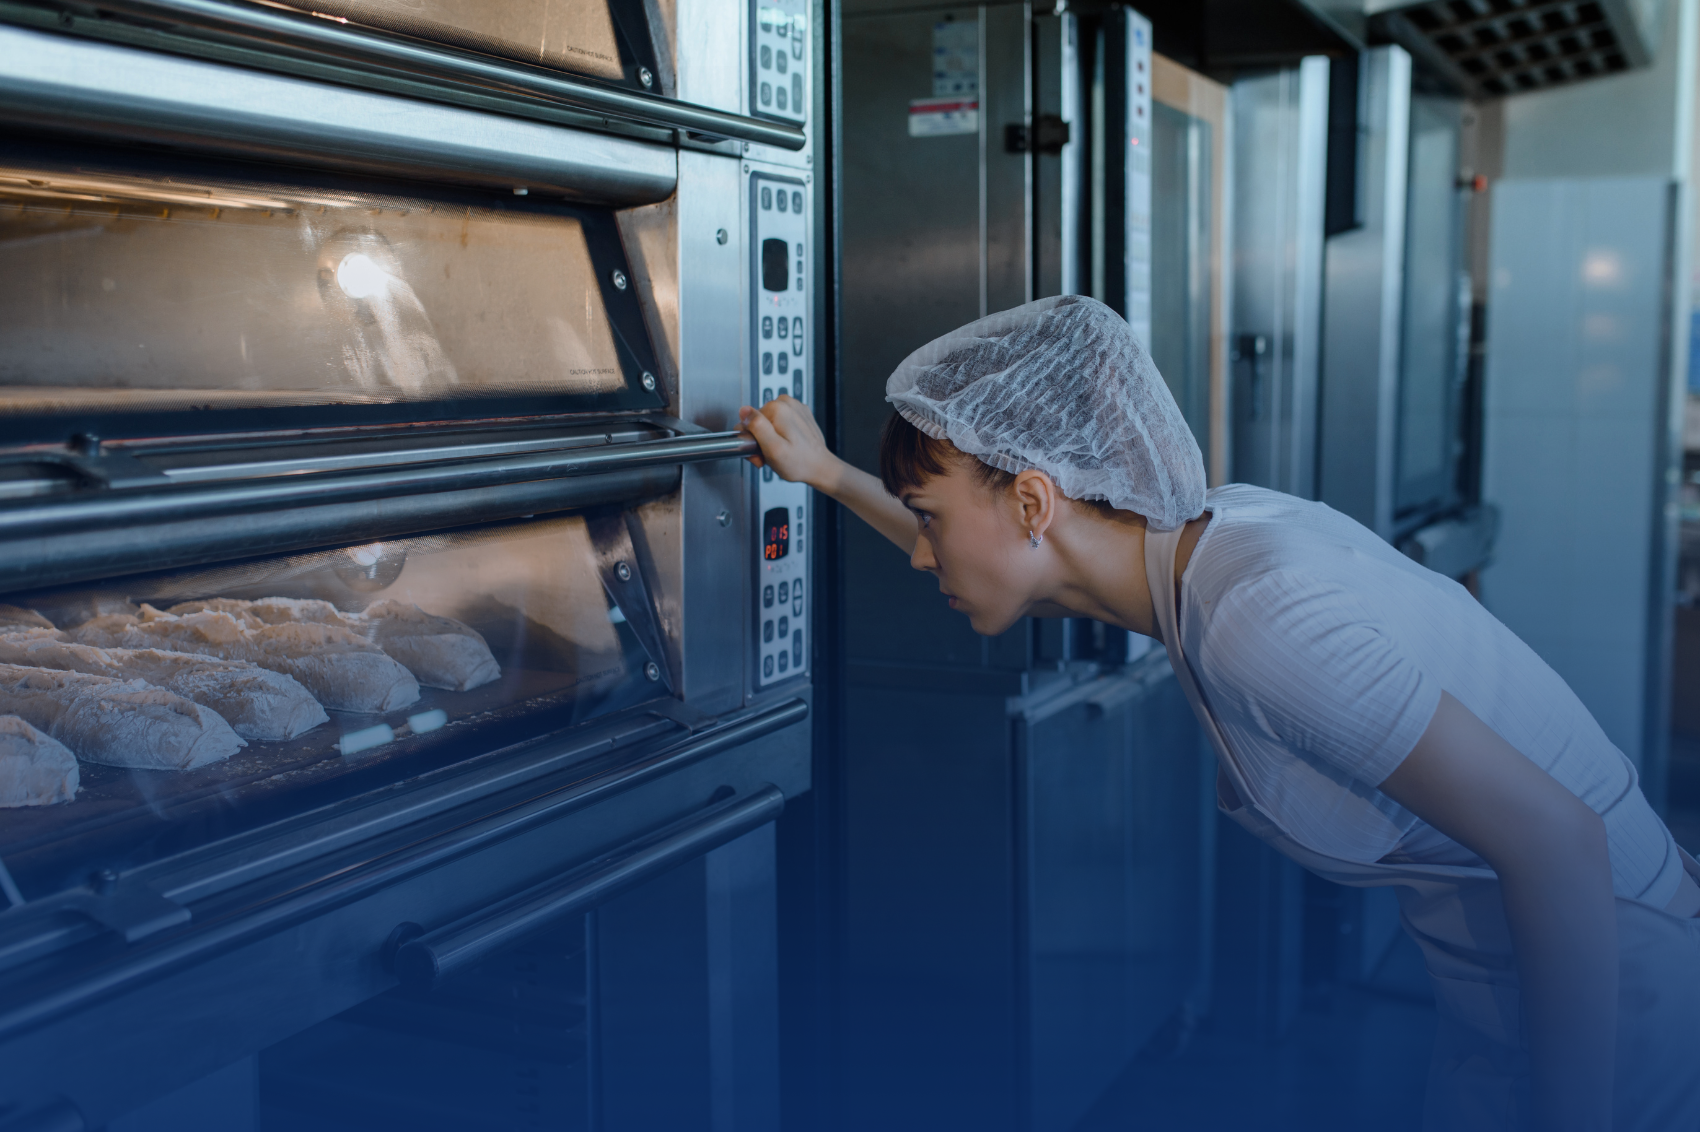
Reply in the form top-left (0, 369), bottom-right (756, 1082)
top-left (0, 1), bottom-right (815, 1127)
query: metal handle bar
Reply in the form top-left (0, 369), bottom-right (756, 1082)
top-left (391, 783), bottom-right (786, 987)
top-left (25, 0), bottom-right (806, 150)
top-left (0, 431), bottom-right (758, 539)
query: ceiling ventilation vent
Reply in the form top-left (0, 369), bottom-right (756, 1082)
top-left (1371, 0), bottom-right (1663, 96)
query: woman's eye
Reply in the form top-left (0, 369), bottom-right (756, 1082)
top-left (917, 513), bottom-right (932, 528)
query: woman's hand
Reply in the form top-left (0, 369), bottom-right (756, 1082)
top-left (738, 395), bottom-right (840, 490)
top-left (738, 395), bottom-right (920, 554)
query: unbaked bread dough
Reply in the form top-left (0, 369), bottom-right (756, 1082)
top-left (0, 605), bottom-right (59, 637)
top-left (0, 663), bottom-right (245, 770)
top-left (363, 601), bottom-right (502, 692)
top-left (0, 714), bottom-right (78, 806)
top-left (76, 607), bottom-right (419, 714)
top-left (0, 637), bottom-right (327, 740)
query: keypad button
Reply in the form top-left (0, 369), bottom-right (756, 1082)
top-left (777, 318), bottom-right (788, 340)
top-left (777, 352), bottom-right (788, 374)
top-left (793, 595), bottom-right (802, 617)
top-left (792, 75), bottom-right (803, 111)
top-left (760, 44), bottom-right (772, 70)
top-left (776, 190), bottom-right (788, 213)
top-left (776, 51), bottom-right (787, 75)
top-left (762, 466), bottom-right (773, 482)
top-left (777, 650), bottom-right (789, 673)
top-left (792, 316), bottom-right (804, 340)
top-left (763, 654), bottom-right (774, 678)
top-left (762, 315), bottom-right (773, 338)
top-left (763, 619), bottom-right (774, 643)
top-left (762, 386), bottom-right (773, 403)
top-left (792, 630), bottom-right (804, 667)
top-left (760, 186), bottom-right (772, 210)
top-left (791, 374), bottom-right (802, 398)
top-left (760, 82), bottom-right (772, 106)
top-left (776, 87), bottom-right (788, 111)
top-left (792, 192), bottom-right (803, 213)
top-left (764, 584), bottom-right (774, 608)
top-left (777, 615), bottom-right (789, 638)
top-left (791, 579), bottom-right (802, 601)
top-left (762, 352), bottom-right (773, 375)
top-left (778, 581), bottom-right (789, 603)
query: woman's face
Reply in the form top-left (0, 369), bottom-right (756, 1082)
top-left (900, 461), bottom-right (1042, 636)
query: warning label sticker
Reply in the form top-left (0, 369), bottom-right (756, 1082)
top-left (908, 97), bottom-right (978, 138)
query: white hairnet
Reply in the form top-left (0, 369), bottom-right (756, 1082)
top-left (884, 294), bottom-right (1206, 531)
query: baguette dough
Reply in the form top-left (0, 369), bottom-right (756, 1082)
top-left (0, 605), bottom-right (58, 636)
top-left (169, 597), bottom-right (362, 631)
top-left (0, 714), bottom-right (78, 806)
top-left (0, 637), bottom-right (327, 740)
top-left (76, 607), bottom-right (418, 714)
top-left (0, 663), bottom-right (244, 770)
top-left (363, 600), bottom-right (502, 692)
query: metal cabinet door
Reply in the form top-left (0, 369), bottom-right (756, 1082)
top-left (1020, 669), bottom-right (1207, 1132)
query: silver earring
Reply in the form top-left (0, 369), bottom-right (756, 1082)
top-left (1029, 530), bottom-right (1043, 549)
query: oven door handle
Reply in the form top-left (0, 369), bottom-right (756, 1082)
top-left (390, 783), bottom-right (786, 988)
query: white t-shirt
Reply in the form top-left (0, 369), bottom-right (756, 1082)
top-left (1181, 484), bottom-right (1685, 908)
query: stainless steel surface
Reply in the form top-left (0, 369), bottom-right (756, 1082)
top-left (1229, 58), bottom-right (1328, 498)
top-left (1319, 46), bottom-right (1410, 539)
top-left (1148, 100), bottom-right (1213, 469)
top-left (4, 0), bottom-right (805, 150)
top-left (394, 782), bottom-right (786, 986)
top-left (0, 25), bottom-right (682, 205)
top-left (0, 432), bottom-right (756, 539)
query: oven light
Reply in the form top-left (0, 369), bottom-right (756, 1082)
top-left (348, 543), bottom-right (384, 567)
top-left (339, 722), bottom-right (394, 758)
top-left (335, 253), bottom-right (389, 300)
top-left (407, 709), bottom-right (448, 733)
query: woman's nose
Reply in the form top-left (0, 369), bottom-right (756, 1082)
top-left (910, 538), bottom-right (936, 572)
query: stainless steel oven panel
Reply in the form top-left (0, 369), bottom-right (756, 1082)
top-left (0, 23), bottom-right (678, 206)
top-left (747, 166), bottom-right (810, 691)
top-left (673, 150), bottom-right (753, 714)
top-left (675, 0), bottom-right (744, 115)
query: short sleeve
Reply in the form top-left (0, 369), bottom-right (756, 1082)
top-left (1192, 569), bottom-right (1442, 789)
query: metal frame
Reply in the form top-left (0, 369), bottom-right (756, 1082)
top-left (0, 0), bottom-right (805, 150)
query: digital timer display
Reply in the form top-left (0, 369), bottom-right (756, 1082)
top-left (763, 506), bottom-right (790, 561)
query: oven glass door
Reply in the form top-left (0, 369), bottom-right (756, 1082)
top-left (253, 0), bottom-right (658, 88)
top-left (0, 508), bottom-right (677, 901)
top-left (0, 145), bottom-right (664, 428)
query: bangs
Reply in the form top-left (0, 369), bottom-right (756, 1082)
top-left (877, 412), bottom-right (956, 497)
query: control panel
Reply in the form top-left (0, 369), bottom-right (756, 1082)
top-left (750, 0), bottom-right (808, 124)
top-left (750, 171), bottom-right (809, 688)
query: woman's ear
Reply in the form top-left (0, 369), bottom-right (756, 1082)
top-left (1010, 470), bottom-right (1058, 542)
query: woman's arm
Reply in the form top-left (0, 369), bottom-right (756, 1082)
top-left (739, 396), bottom-right (919, 553)
top-left (1378, 691), bottom-right (1617, 1132)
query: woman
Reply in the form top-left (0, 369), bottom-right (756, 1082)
top-left (739, 295), bottom-right (1700, 1132)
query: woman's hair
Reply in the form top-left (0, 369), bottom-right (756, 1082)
top-left (878, 412), bottom-right (1117, 517)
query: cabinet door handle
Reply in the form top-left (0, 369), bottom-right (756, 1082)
top-left (391, 784), bottom-right (786, 988)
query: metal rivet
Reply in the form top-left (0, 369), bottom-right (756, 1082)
top-left (716, 228), bottom-right (728, 245)
top-left (717, 510), bottom-right (732, 527)
top-left (641, 372), bottom-right (657, 391)
top-left (611, 269), bottom-right (628, 291)
top-left (639, 67), bottom-right (654, 88)
top-left (615, 561), bottom-right (632, 582)
top-left (643, 661), bottom-right (661, 681)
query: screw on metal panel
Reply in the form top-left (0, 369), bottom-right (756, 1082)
top-left (643, 661), bottom-right (661, 681)
top-left (639, 67), bottom-right (654, 88)
top-left (716, 228), bottom-right (729, 245)
top-left (743, 142), bottom-right (751, 153)
top-left (611, 269), bottom-right (628, 291)
top-left (91, 868), bottom-right (119, 894)
top-left (615, 561), bottom-right (632, 582)
top-left (717, 510), bottom-right (732, 527)
top-left (641, 372), bottom-right (657, 391)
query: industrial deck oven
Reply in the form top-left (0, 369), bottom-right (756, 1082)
top-left (0, 1), bottom-right (818, 1128)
